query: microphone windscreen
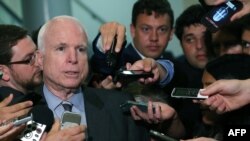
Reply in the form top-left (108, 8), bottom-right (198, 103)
top-left (30, 105), bottom-right (54, 132)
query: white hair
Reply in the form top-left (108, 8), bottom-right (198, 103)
top-left (37, 15), bottom-right (88, 53)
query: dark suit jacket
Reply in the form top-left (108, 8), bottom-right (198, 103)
top-left (40, 85), bottom-right (150, 141)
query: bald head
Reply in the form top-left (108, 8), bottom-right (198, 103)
top-left (38, 15), bottom-right (88, 52)
top-left (36, 15), bottom-right (89, 93)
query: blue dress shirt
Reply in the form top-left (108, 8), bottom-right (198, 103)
top-left (43, 85), bottom-right (87, 125)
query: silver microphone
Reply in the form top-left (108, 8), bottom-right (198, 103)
top-left (0, 114), bottom-right (33, 127)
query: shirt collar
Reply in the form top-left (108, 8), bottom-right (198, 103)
top-left (131, 42), bottom-right (146, 59)
top-left (43, 85), bottom-right (84, 112)
top-left (131, 42), bottom-right (164, 59)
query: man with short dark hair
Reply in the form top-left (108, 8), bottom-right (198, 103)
top-left (90, 0), bottom-right (175, 89)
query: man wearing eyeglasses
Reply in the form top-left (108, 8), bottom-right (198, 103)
top-left (0, 25), bottom-right (42, 97)
top-left (0, 25), bottom-right (86, 141)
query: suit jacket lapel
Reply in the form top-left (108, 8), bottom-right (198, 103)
top-left (83, 87), bottom-right (110, 141)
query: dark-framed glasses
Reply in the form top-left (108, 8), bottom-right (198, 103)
top-left (6, 53), bottom-right (36, 65)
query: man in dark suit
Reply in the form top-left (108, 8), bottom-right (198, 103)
top-left (90, 0), bottom-right (176, 90)
top-left (0, 24), bottom-right (85, 141)
top-left (36, 15), bottom-right (151, 141)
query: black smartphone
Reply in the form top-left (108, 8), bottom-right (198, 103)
top-left (201, 0), bottom-right (243, 32)
top-left (106, 35), bottom-right (117, 68)
top-left (113, 70), bottom-right (154, 84)
top-left (171, 87), bottom-right (208, 99)
top-left (120, 100), bottom-right (155, 113)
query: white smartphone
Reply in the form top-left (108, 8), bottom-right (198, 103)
top-left (61, 111), bottom-right (81, 129)
top-left (171, 87), bottom-right (208, 99)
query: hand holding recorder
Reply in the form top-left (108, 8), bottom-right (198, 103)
top-left (129, 101), bottom-right (185, 138)
top-left (128, 101), bottom-right (176, 124)
top-left (41, 119), bottom-right (86, 141)
top-left (125, 58), bottom-right (167, 85)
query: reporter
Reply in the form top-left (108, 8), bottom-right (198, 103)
top-left (91, 0), bottom-right (175, 90)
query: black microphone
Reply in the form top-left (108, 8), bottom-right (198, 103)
top-left (19, 105), bottom-right (54, 141)
top-left (30, 105), bottom-right (54, 132)
top-left (106, 35), bottom-right (118, 68)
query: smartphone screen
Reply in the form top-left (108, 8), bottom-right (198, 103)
top-left (113, 70), bottom-right (153, 84)
top-left (121, 70), bottom-right (153, 76)
top-left (171, 87), bottom-right (208, 99)
top-left (201, 0), bottom-right (243, 32)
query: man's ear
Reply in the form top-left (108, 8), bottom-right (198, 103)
top-left (36, 51), bottom-right (44, 70)
top-left (0, 65), bottom-right (10, 81)
top-left (169, 28), bottom-right (175, 41)
top-left (130, 24), bottom-right (136, 39)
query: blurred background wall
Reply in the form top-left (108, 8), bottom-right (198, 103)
top-left (0, 0), bottom-right (199, 57)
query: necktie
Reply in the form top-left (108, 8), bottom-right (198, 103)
top-left (62, 101), bottom-right (72, 112)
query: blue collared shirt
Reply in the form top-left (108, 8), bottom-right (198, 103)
top-left (43, 85), bottom-right (87, 125)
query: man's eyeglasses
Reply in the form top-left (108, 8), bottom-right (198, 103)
top-left (6, 54), bottom-right (36, 65)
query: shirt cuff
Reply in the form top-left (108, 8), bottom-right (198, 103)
top-left (156, 59), bottom-right (174, 87)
